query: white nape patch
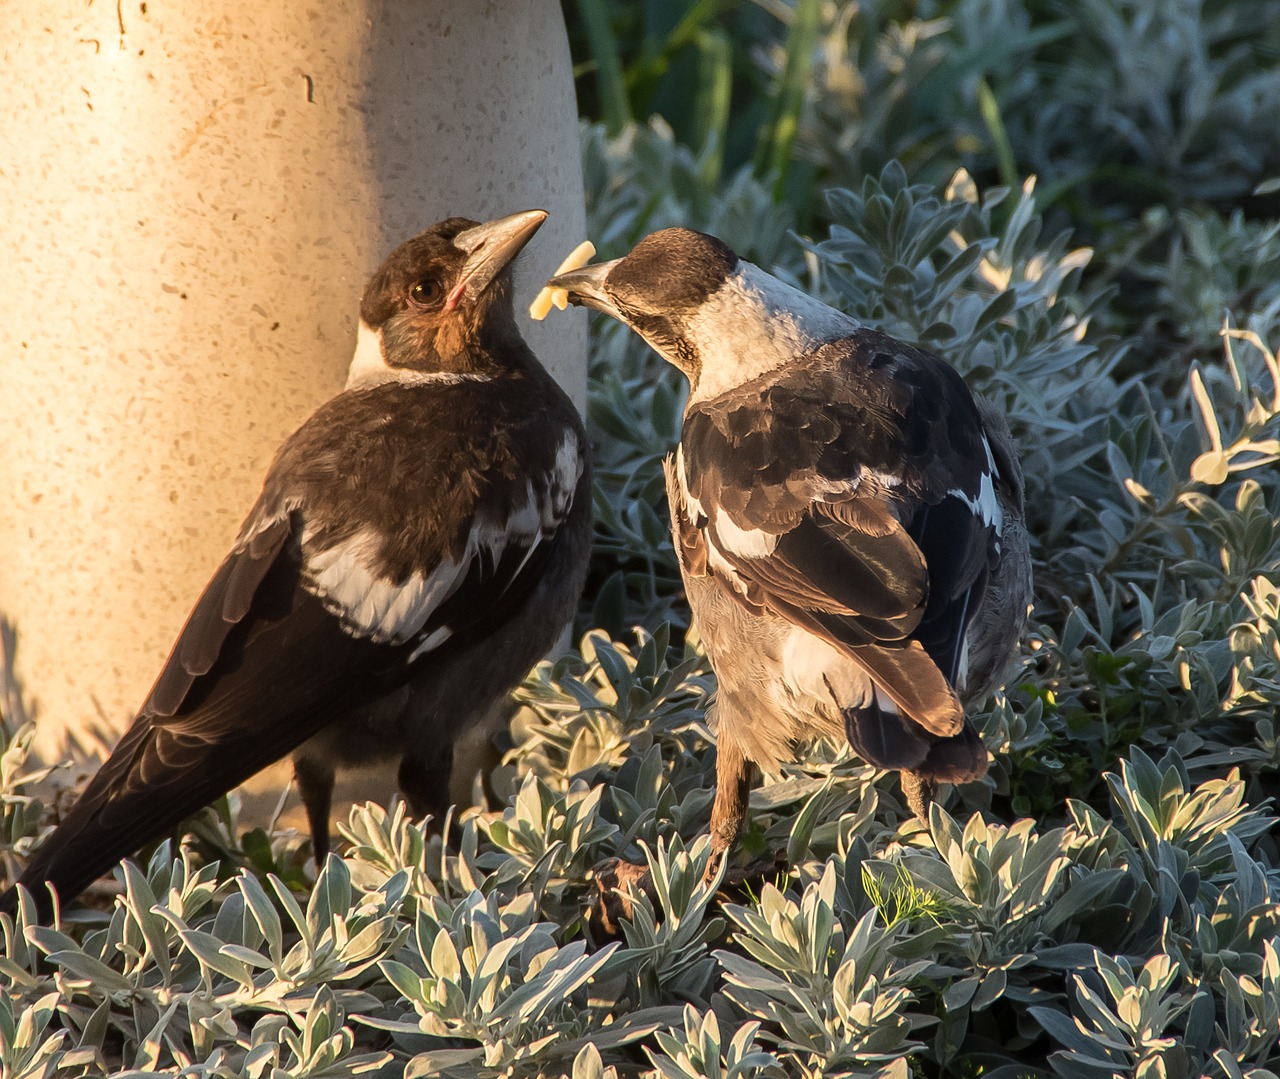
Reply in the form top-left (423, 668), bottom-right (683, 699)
top-left (947, 436), bottom-right (1004, 530)
top-left (686, 262), bottom-right (859, 403)
top-left (344, 322), bottom-right (387, 388)
top-left (305, 528), bottom-right (467, 644)
top-left (712, 512), bottom-right (778, 558)
top-left (344, 320), bottom-right (493, 390)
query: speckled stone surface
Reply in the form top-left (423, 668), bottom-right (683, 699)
top-left (0, 0), bottom-right (589, 768)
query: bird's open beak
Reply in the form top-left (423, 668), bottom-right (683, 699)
top-left (447, 209), bottom-right (548, 310)
top-left (547, 260), bottom-right (622, 318)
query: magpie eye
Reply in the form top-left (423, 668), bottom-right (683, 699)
top-left (410, 278), bottom-right (443, 305)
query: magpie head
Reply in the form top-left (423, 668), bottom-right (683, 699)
top-left (351, 209), bottom-right (546, 384)
top-left (551, 227), bottom-right (858, 402)
top-left (548, 228), bottom-right (738, 384)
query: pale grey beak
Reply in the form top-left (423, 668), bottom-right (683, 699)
top-left (448, 209), bottom-right (548, 309)
top-left (548, 260), bottom-right (622, 318)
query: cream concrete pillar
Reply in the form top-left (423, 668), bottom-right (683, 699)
top-left (0, 2), bottom-right (588, 769)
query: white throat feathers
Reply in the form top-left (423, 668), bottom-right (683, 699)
top-left (344, 321), bottom-right (492, 390)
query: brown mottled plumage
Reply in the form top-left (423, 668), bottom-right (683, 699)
top-left (3, 211), bottom-right (591, 921)
top-left (551, 228), bottom-right (1030, 928)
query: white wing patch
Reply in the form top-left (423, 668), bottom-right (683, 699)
top-left (778, 628), bottom-right (850, 704)
top-left (712, 513), bottom-right (779, 558)
top-left (302, 430), bottom-right (583, 657)
top-left (408, 625), bottom-right (454, 662)
top-left (955, 632), bottom-right (972, 695)
top-left (775, 625), bottom-right (896, 720)
top-left (675, 445), bottom-right (705, 524)
top-left (548, 432), bottom-right (582, 523)
top-left (305, 528), bottom-right (466, 644)
top-left (676, 443), bottom-right (765, 595)
top-left (946, 436), bottom-right (1003, 530)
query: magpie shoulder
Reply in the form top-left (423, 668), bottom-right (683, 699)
top-left (682, 328), bottom-right (993, 519)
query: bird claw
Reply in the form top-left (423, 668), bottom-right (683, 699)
top-left (587, 857), bottom-right (654, 939)
top-left (587, 848), bottom-right (790, 940)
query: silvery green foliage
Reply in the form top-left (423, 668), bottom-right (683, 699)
top-left (3, 676), bottom-right (1280, 1075)
top-left (2, 851), bottom-right (401, 1077)
top-left (647, 1005), bottom-right (785, 1079)
top-left (1126, 208), bottom-right (1280, 352)
top-left (0, 722), bottom-right (55, 865)
top-left (718, 864), bottom-right (931, 1076)
top-left (1010, 0), bottom-right (1280, 207)
top-left (378, 888), bottom-right (654, 1078)
top-left (581, 120), bottom-right (800, 270)
top-left (785, 0), bottom-right (1070, 191)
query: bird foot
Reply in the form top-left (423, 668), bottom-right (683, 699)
top-left (587, 857), bottom-right (653, 938)
top-left (587, 849), bottom-right (789, 939)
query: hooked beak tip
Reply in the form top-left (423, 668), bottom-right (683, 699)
top-left (547, 260), bottom-right (621, 316)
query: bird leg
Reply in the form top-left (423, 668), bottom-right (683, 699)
top-left (292, 757), bottom-right (335, 865)
top-left (707, 739), bottom-right (751, 877)
top-left (900, 769), bottom-right (937, 824)
top-left (588, 739), bottom-right (755, 938)
top-left (398, 745), bottom-right (454, 832)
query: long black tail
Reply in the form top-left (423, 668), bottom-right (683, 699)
top-left (0, 719), bottom-right (300, 922)
top-left (844, 696), bottom-right (987, 782)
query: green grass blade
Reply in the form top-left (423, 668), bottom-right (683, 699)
top-left (578, 0), bottom-right (634, 134)
top-left (694, 28), bottom-right (733, 186)
top-left (754, 0), bottom-right (822, 193)
top-left (977, 76), bottom-right (1018, 190)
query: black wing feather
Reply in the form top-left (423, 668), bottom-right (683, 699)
top-left (681, 329), bottom-right (999, 732)
top-left (6, 523), bottom-right (399, 916)
top-left (903, 495), bottom-right (991, 685)
top-left (149, 515), bottom-right (293, 712)
top-left (3, 376), bottom-right (589, 920)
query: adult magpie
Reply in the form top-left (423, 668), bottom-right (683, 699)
top-left (2, 210), bottom-right (591, 920)
top-left (549, 227), bottom-right (1029, 923)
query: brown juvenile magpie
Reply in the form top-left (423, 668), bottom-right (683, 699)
top-left (549, 228), bottom-right (1030, 921)
top-left (2, 210), bottom-right (591, 921)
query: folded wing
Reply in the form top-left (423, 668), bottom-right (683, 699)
top-left (677, 330), bottom-right (1004, 742)
top-left (5, 391), bottom-right (586, 917)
